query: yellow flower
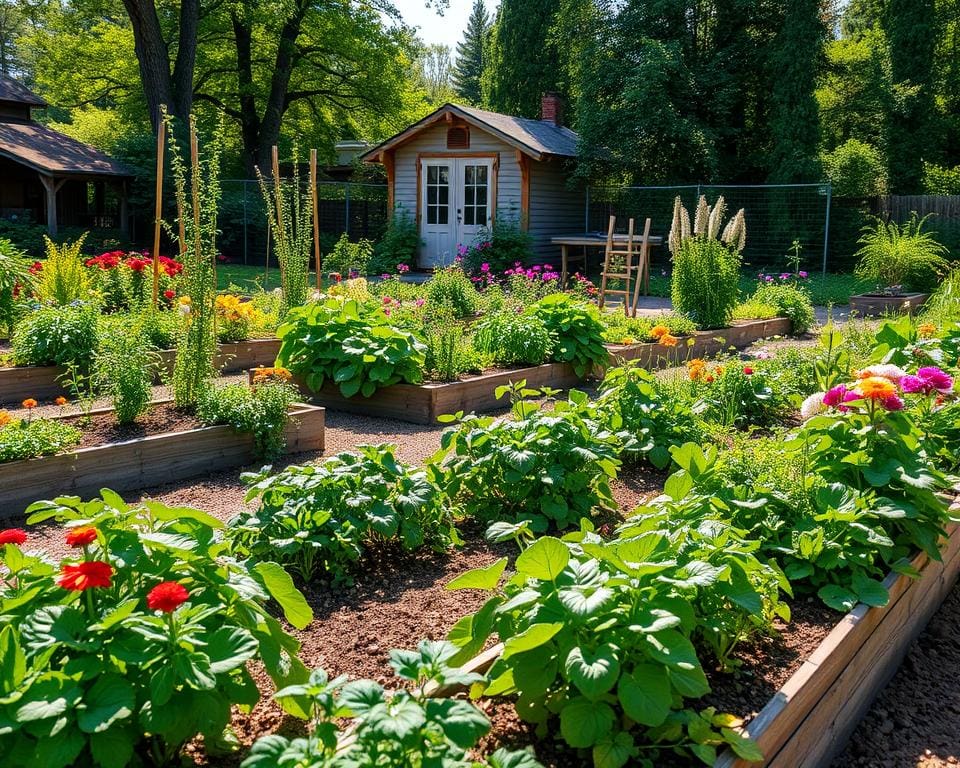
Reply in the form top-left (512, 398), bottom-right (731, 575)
top-left (659, 333), bottom-right (679, 348)
top-left (649, 324), bottom-right (670, 340)
top-left (178, 295), bottom-right (191, 305)
top-left (918, 323), bottom-right (937, 338)
top-left (621, 337), bottom-right (636, 345)
top-left (857, 376), bottom-right (897, 400)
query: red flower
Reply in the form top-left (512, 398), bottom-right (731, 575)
top-left (29, 261), bottom-right (42, 274)
top-left (163, 289), bottom-right (175, 300)
top-left (147, 581), bottom-right (189, 612)
top-left (0, 528), bottom-right (27, 546)
top-left (743, 366), bottom-right (754, 375)
top-left (58, 561), bottom-right (114, 591)
top-left (65, 526), bottom-right (98, 548)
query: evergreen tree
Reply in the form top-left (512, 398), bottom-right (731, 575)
top-left (767, 0), bottom-right (825, 182)
top-left (451, 0), bottom-right (489, 105)
top-left (482, 0), bottom-right (563, 117)
top-left (884, 0), bottom-right (939, 192)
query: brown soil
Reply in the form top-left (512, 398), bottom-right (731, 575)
top-left (70, 401), bottom-right (201, 449)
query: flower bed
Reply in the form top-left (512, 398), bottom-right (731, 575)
top-left (0, 337), bottom-right (281, 404)
top-left (0, 399), bottom-right (324, 517)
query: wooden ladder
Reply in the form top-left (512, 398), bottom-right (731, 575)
top-left (598, 215), bottom-right (651, 317)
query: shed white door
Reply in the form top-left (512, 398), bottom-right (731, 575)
top-left (420, 158), bottom-right (494, 267)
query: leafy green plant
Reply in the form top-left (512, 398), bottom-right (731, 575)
top-left (95, 326), bottom-right (158, 425)
top-left (369, 205), bottom-right (421, 275)
top-left (739, 283), bottom-right (815, 334)
top-left (230, 445), bottom-right (459, 583)
top-left (529, 293), bottom-right (608, 377)
top-left (447, 528), bottom-right (769, 767)
top-left (437, 385), bottom-right (620, 531)
top-left (422, 316), bottom-right (487, 382)
top-left (324, 234), bottom-right (374, 278)
top-left (0, 417), bottom-right (82, 462)
top-left (594, 362), bottom-right (702, 468)
top-left (0, 490), bottom-right (312, 768)
top-left (853, 213), bottom-right (949, 294)
top-left (474, 310), bottom-right (554, 366)
top-left (11, 302), bottom-right (99, 370)
top-left (197, 379), bottom-right (298, 460)
top-left (242, 641), bottom-right (542, 768)
top-left (668, 196), bottom-right (744, 329)
top-left (426, 263), bottom-right (481, 317)
top-left (600, 311), bottom-right (697, 345)
top-left (35, 234), bottom-right (90, 306)
top-left (693, 362), bottom-right (780, 428)
top-left (277, 296), bottom-right (427, 397)
top-left (465, 217), bottom-right (534, 275)
top-left (0, 239), bottom-right (35, 336)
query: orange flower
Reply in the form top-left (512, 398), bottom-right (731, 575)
top-left (918, 323), bottom-right (937, 338)
top-left (687, 359), bottom-right (707, 381)
top-left (649, 325), bottom-right (670, 340)
top-left (659, 333), bottom-right (679, 348)
top-left (21, 398), bottom-right (37, 409)
top-left (857, 376), bottom-right (897, 400)
top-left (705, 374), bottom-right (715, 383)
top-left (0, 410), bottom-right (11, 428)
top-left (58, 561), bottom-right (113, 591)
top-left (55, 396), bottom-right (68, 406)
top-left (252, 366), bottom-right (293, 385)
top-left (65, 526), bottom-right (98, 548)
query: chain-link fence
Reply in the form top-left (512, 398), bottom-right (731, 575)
top-left (586, 183), bottom-right (834, 274)
top-left (219, 179), bottom-right (389, 267)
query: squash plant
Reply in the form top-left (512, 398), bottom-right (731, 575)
top-left (446, 526), bottom-right (772, 767)
top-left (231, 445), bottom-right (460, 583)
top-left (528, 294), bottom-right (609, 377)
top-left (0, 491), bottom-right (312, 768)
top-left (276, 296), bottom-right (427, 397)
top-left (437, 385), bottom-right (621, 531)
top-left (242, 640), bottom-right (543, 768)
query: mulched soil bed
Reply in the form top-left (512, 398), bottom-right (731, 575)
top-left (69, 401), bottom-right (201, 449)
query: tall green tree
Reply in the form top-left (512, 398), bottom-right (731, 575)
top-left (884, 0), bottom-right (940, 192)
top-left (451, 0), bottom-right (488, 105)
top-left (767, 0), bottom-right (825, 182)
top-left (482, 0), bottom-right (562, 117)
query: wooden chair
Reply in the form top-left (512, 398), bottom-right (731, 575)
top-left (598, 216), bottom-right (651, 317)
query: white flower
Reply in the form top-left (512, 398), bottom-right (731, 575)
top-left (800, 392), bottom-right (827, 420)
top-left (856, 364), bottom-right (907, 383)
top-left (751, 347), bottom-right (773, 360)
top-left (178, 303), bottom-right (191, 316)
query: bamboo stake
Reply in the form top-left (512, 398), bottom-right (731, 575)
top-left (310, 148), bottom-right (321, 290)
top-left (271, 146), bottom-right (286, 297)
top-left (151, 119), bottom-right (166, 309)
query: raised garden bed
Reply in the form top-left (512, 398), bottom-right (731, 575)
top-left (849, 293), bottom-right (929, 317)
top-left (268, 362), bottom-right (582, 425)
top-left (0, 337), bottom-right (281, 404)
top-left (0, 399), bottom-right (323, 518)
top-left (605, 317), bottom-right (793, 366)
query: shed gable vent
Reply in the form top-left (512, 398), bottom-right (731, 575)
top-left (446, 125), bottom-right (470, 149)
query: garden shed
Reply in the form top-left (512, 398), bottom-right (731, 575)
top-left (362, 95), bottom-right (584, 267)
top-left (0, 75), bottom-right (132, 236)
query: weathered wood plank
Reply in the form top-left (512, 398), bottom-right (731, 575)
top-left (0, 401), bottom-right (323, 518)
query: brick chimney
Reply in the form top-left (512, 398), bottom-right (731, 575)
top-left (540, 93), bottom-right (564, 126)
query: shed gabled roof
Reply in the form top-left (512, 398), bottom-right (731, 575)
top-left (0, 121), bottom-right (132, 177)
top-left (362, 103), bottom-right (579, 162)
top-left (0, 76), bottom-right (46, 107)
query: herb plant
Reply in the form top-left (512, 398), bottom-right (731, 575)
top-left (474, 310), bottom-right (554, 366)
top-left (0, 417), bottom-right (82, 462)
top-left (276, 296), bottom-right (427, 397)
top-left (197, 379), bottom-right (298, 460)
top-left (529, 294), bottom-right (608, 377)
top-left (0, 491), bottom-right (312, 768)
top-left (95, 326), bottom-right (158, 424)
top-left (426, 263), bottom-right (481, 318)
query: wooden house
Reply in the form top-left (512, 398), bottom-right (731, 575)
top-left (0, 76), bottom-right (132, 236)
top-left (362, 94), bottom-right (583, 267)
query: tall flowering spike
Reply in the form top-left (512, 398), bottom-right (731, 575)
top-left (693, 195), bottom-right (710, 236)
top-left (707, 197), bottom-right (727, 240)
top-left (669, 196), bottom-right (682, 254)
top-left (680, 202), bottom-right (691, 241)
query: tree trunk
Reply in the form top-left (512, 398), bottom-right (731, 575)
top-left (231, 11), bottom-right (262, 177)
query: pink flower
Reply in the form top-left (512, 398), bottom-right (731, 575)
top-left (917, 367), bottom-right (953, 394)
top-left (480, 262), bottom-right (490, 273)
top-left (415, 298), bottom-right (425, 307)
top-left (822, 385), bottom-right (849, 408)
top-left (883, 394), bottom-right (904, 411)
top-left (799, 271), bottom-right (808, 278)
top-left (900, 375), bottom-right (924, 394)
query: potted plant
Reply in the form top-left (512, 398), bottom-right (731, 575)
top-left (850, 212), bottom-right (949, 316)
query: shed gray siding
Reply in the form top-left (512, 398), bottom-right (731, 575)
top-left (527, 157), bottom-right (586, 260)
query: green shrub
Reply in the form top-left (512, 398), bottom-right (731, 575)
top-left (600, 311), bottom-right (698, 344)
top-left (853, 213), bottom-right (950, 293)
top-left (94, 328), bottom-right (157, 425)
top-left (422, 317), bottom-right (488, 382)
top-left (0, 239), bottom-right (35, 336)
top-left (529, 293), bottom-right (608, 377)
top-left (821, 139), bottom-right (888, 197)
top-left (12, 302), bottom-right (99, 369)
top-left (197, 379), bottom-right (298, 459)
top-left (669, 196), bottom-right (744, 329)
top-left (425, 263), bottom-right (480, 317)
top-left (0, 417), bottom-right (82, 462)
top-left (276, 296), bottom-right (426, 397)
top-left (230, 445), bottom-right (459, 583)
top-left (324, 233), bottom-right (374, 277)
top-left (0, 491), bottom-right (311, 768)
top-left (369, 205), bottom-right (421, 274)
top-left (745, 283), bottom-right (816, 334)
top-left (474, 310), bottom-right (553, 366)
top-left (922, 162), bottom-right (960, 195)
top-left (462, 218), bottom-right (534, 275)
top-left (35, 234), bottom-right (91, 306)
top-left (438, 386), bottom-right (620, 531)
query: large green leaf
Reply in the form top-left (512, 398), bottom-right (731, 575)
top-left (501, 623), bottom-right (564, 659)
top-left (425, 698), bottom-right (491, 748)
top-left (77, 674), bottom-right (135, 733)
top-left (617, 665), bottom-right (671, 727)
top-left (252, 561), bottom-right (313, 629)
top-left (89, 725), bottom-right (136, 768)
top-left (0, 626), bottom-right (26, 695)
top-left (206, 627), bottom-right (260, 675)
top-left (564, 644), bottom-right (620, 700)
top-left (592, 731), bottom-right (638, 768)
top-left (515, 537), bottom-right (569, 581)
top-left (446, 558), bottom-right (508, 591)
top-left (559, 697), bottom-right (615, 748)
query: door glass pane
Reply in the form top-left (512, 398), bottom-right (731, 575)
top-left (476, 186), bottom-right (486, 205)
top-left (428, 166), bottom-right (437, 184)
top-left (464, 208), bottom-right (475, 225)
top-left (439, 167), bottom-right (449, 184)
top-left (425, 164), bottom-right (450, 228)
top-left (427, 187), bottom-right (437, 205)
top-left (465, 166), bottom-right (475, 185)
top-left (438, 206), bottom-right (448, 224)
top-left (476, 166), bottom-right (487, 183)
top-left (439, 186), bottom-right (448, 204)
top-left (428, 206), bottom-right (438, 225)
top-left (476, 204), bottom-right (487, 224)
top-left (464, 187), bottom-right (474, 205)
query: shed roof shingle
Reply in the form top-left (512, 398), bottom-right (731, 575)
top-left (0, 121), bottom-right (132, 177)
top-left (0, 76), bottom-right (46, 107)
top-left (363, 103), bottom-right (579, 161)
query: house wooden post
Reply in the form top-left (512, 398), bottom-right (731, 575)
top-left (37, 173), bottom-right (65, 236)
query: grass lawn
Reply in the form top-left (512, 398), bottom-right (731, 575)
top-left (218, 263), bottom-right (316, 292)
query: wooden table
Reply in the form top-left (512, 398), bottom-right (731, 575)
top-left (550, 233), bottom-right (664, 293)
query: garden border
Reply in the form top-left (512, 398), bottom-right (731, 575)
top-left (0, 338), bottom-right (281, 404)
top-left (0, 399), bottom-right (324, 518)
